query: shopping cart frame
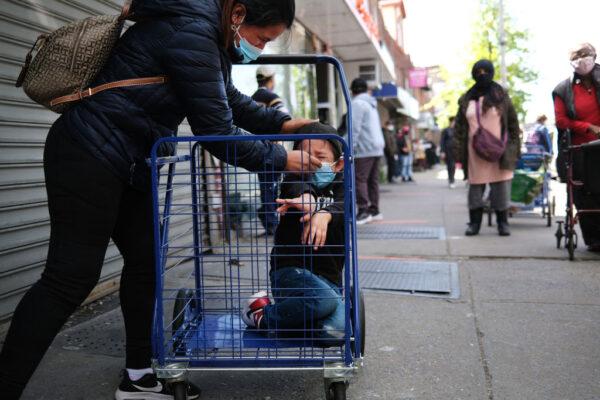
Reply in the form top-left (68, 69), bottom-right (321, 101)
top-left (148, 55), bottom-right (363, 400)
top-left (555, 132), bottom-right (600, 260)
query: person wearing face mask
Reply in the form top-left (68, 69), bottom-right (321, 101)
top-left (0, 1), bottom-right (323, 399)
top-left (553, 43), bottom-right (600, 252)
top-left (454, 59), bottom-right (521, 237)
top-left (383, 121), bottom-right (399, 183)
top-left (241, 123), bottom-right (347, 343)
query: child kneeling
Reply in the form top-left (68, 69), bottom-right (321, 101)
top-left (242, 123), bottom-right (346, 342)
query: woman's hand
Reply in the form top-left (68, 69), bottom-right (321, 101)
top-left (285, 150), bottom-right (322, 173)
top-left (276, 193), bottom-right (316, 216)
top-left (301, 211), bottom-right (332, 250)
top-left (281, 118), bottom-right (319, 134)
top-left (588, 124), bottom-right (600, 136)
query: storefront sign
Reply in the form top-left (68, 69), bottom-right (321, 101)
top-left (409, 68), bottom-right (428, 88)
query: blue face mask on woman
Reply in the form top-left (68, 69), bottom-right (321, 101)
top-left (233, 24), bottom-right (263, 64)
top-left (312, 161), bottom-right (339, 189)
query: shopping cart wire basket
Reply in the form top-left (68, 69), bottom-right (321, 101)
top-left (148, 55), bottom-right (364, 400)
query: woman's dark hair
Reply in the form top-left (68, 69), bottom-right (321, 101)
top-left (221, 0), bottom-right (295, 48)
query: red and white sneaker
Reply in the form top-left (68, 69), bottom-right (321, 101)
top-left (242, 290), bottom-right (271, 328)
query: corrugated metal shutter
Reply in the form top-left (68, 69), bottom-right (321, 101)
top-left (0, 0), bottom-right (199, 323)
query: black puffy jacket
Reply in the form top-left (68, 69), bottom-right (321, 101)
top-left (59, 0), bottom-right (290, 189)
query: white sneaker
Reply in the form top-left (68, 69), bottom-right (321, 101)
top-left (449, 183), bottom-right (456, 189)
top-left (241, 291), bottom-right (271, 328)
top-left (356, 212), bottom-right (372, 225)
top-left (369, 213), bottom-right (383, 222)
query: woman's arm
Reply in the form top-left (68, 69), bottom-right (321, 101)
top-left (554, 96), bottom-right (592, 134)
top-left (161, 22), bottom-right (286, 172)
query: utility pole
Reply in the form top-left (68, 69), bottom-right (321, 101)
top-left (498, 0), bottom-right (508, 88)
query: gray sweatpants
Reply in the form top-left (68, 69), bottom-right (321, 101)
top-left (468, 179), bottom-right (512, 211)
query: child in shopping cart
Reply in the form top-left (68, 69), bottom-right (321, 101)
top-left (241, 122), bottom-right (347, 342)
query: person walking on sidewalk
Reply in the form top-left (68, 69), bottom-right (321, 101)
top-left (252, 66), bottom-right (290, 235)
top-left (440, 116), bottom-right (457, 188)
top-left (553, 43), bottom-right (600, 252)
top-left (0, 1), bottom-right (321, 399)
top-left (350, 77), bottom-right (385, 224)
top-left (397, 126), bottom-right (415, 182)
top-left (454, 59), bottom-right (521, 237)
top-left (383, 121), bottom-right (399, 183)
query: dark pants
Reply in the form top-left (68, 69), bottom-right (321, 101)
top-left (385, 155), bottom-right (396, 183)
top-left (0, 120), bottom-right (156, 398)
top-left (355, 156), bottom-right (380, 214)
top-left (573, 151), bottom-right (600, 246)
top-left (446, 158), bottom-right (456, 184)
top-left (257, 172), bottom-right (281, 234)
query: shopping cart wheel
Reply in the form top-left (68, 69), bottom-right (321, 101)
top-left (555, 221), bottom-right (564, 248)
top-left (350, 287), bottom-right (366, 356)
top-left (172, 381), bottom-right (187, 400)
top-left (567, 230), bottom-right (576, 261)
top-left (173, 289), bottom-right (197, 334)
top-left (326, 381), bottom-right (347, 400)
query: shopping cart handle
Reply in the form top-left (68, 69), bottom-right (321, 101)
top-left (244, 54), bottom-right (338, 66)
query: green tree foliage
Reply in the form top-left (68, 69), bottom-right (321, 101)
top-left (435, 0), bottom-right (538, 123)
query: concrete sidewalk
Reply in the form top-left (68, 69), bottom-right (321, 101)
top-left (16, 166), bottom-right (600, 399)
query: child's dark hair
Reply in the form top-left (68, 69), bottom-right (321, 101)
top-left (293, 122), bottom-right (343, 160)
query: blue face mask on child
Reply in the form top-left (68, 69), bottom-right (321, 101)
top-left (233, 24), bottom-right (263, 64)
top-left (312, 161), bottom-right (339, 189)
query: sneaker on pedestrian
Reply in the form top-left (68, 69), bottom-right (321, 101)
top-left (449, 183), bottom-right (456, 189)
top-left (408, 177), bottom-right (415, 183)
top-left (241, 290), bottom-right (271, 328)
top-left (369, 212), bottom-right (383, 222)
top-left (115, 370), bottom-right (201, 400)
top-left (356, 211), bottom-right (372, 225)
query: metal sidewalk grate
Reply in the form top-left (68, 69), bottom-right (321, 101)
top-left (358, 259), bottom-right (460, 298)
top-left (357, 225), bottom-right (446, 240)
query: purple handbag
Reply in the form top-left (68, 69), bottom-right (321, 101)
top-left (472, 100), bottom-right (508, 162)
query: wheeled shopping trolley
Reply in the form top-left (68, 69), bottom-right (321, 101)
top-left (555, 132), bottom-right (600, 260)
top-left (149, 55), bottom-right (364, 400)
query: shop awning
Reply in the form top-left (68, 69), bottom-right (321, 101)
top-left (295, 0), bottom-right (396, 80)
top-left (372, 83), bottom-right (420, 120)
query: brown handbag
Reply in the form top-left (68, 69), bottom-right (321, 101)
top-left (15, 3), bottom-right (166, 113)
top-left (472, 100), bottom-right (508, 162)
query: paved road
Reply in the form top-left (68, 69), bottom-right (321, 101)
top-left (18, 166), bottom-right (600, 399)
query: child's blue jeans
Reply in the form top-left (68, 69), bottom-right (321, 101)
top-left (263, 267), bottom-right (345, 341)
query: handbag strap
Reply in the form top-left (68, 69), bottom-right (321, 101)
top-left (49, 76), bottom-right (168, 107)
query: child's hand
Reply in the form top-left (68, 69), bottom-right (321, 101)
top-left (276, 193), bottom-right (316, 216)
top-left (301, 211), bottom-right (332, 250)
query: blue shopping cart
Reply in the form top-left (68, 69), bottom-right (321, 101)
top-left (488, 144), bottom-right (555, 227)
top-left (512, 144), bottom-right (555, 227)
top-left (148, 55), bottom-right (364, 400)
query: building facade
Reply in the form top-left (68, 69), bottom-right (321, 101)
top-left (0, 0), bottom-right (419, 326)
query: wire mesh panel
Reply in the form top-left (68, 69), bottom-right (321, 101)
top-left (150, 134), bottom-right (360, 371)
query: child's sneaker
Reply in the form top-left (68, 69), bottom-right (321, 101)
top-left (242, 290), bottom-right (271, 328)
top-left (115, 370), bottom-right (200, 400)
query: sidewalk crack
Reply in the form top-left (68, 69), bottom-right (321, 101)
top-left (468, 269), bottom-right (494, 400)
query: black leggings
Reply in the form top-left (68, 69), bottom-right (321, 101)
top-left (0, 120), bottom-right (156, 398)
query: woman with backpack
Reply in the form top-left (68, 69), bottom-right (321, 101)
top-left (454, 59), bottom-right (521, 237)
top-left (0, 1), bottom-right (321, 399)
